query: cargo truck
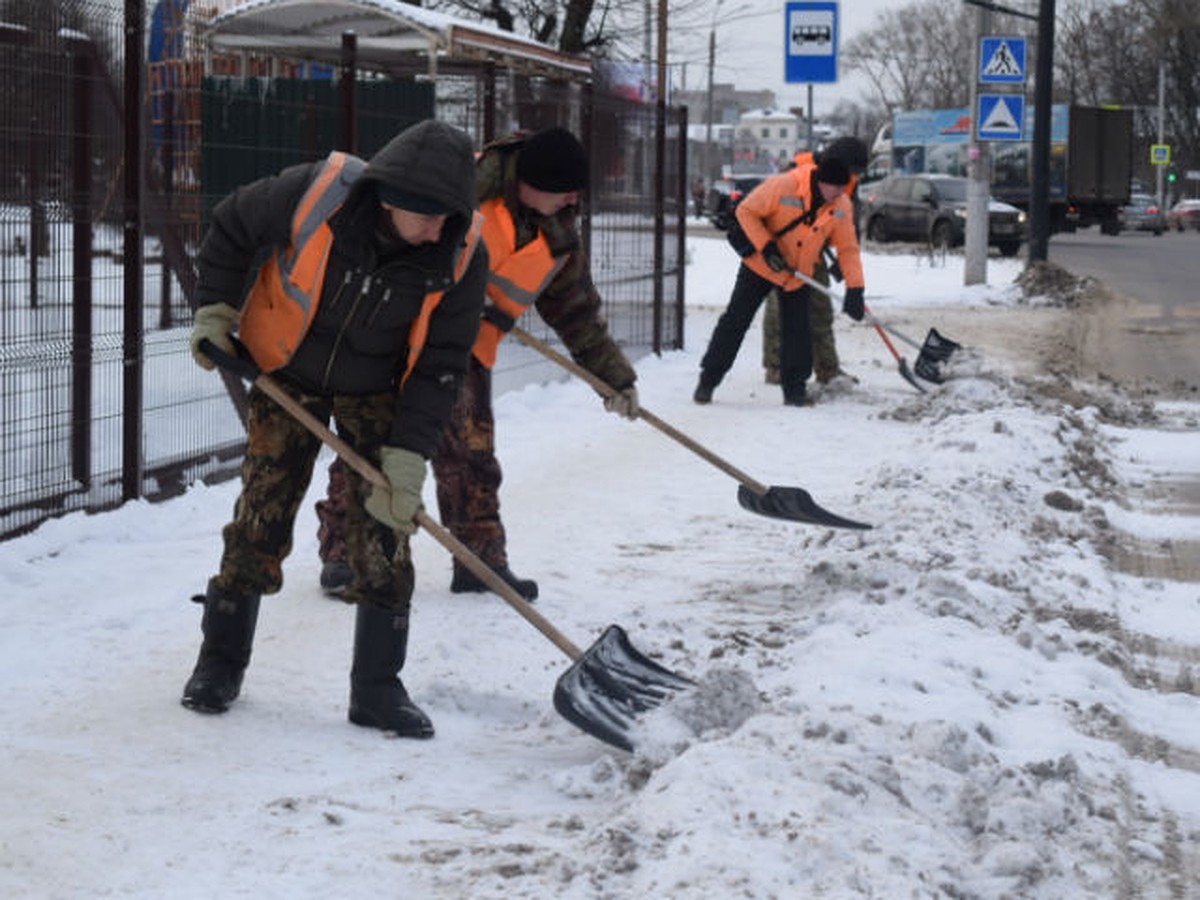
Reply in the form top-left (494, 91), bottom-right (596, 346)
top-left (888, 104), bottom-right (1133, 234)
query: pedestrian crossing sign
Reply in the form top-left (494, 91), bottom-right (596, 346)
top-left (977, 94), bottom-right (1024, 141)
top-left (979, 36), bottom-right (1026, 84)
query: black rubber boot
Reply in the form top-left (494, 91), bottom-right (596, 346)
top-left (348, 603), bottom-right (434, 739)
top-left (450, 563), bottom-right (538, 602)
top-left (181, 582), bottom-right (261, 714)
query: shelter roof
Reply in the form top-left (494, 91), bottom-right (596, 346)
top-left (203, 0), bottom-right (591, 79)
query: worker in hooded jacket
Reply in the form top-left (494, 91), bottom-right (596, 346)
top-left (694, 154), bottom-right (866, 407)
top-left (181, 119), bottom-right (488, 741)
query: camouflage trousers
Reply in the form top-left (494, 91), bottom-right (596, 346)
top-left (317, 358), bottom-right (508, 573)
top-left (217, 379), bottom-right (415, 614)
top-left (762, 260), bottom-right (839, 379)
top-left (315, 457), bottom-right (350, 563)
top-left (430, 357), bottom-right (509, 570)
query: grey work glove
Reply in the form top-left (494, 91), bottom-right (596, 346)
top-left (189, 303), bottom-right (239, 370)
top-left (603, 386), bottom-right (640, 420)
top-left (364, 446), bottom-right (426, 537)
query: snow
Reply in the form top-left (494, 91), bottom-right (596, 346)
top-left (3, 231), bottom-right (1199, 898)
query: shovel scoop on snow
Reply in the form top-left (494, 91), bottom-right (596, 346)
top-left (554, 625), bottom-right (695, 753)
top-left (913, 328), bottom-right (963, 384)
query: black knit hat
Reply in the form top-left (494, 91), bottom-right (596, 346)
top-left (815, 156), bottom-right (851, 186)
top-left (516, 127), bottom-right (590, 193)
top-left (376, 183), bottom-right (451, 215)
top-left (822, 136), bottom-right (869, 173)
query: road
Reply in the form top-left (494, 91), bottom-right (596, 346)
top-left (1046, 228), bottom-right (1200, 393)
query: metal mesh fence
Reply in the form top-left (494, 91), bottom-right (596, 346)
top-left (0, 0), bottom-right (685, 539)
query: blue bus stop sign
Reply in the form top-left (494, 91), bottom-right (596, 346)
top-left (785, 2), bottom-right (838, 84)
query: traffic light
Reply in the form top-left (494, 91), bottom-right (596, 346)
top-left (1167, 168), bottom-right (1177, 184)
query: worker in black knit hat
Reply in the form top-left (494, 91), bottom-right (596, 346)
top-left (515, 126), bottom-right (591, 192)
top-left (761, 135), bottom-right (870, 389)
top-left (694, 135), bottom-right (867, 407)
top-left (315, 126), bottom-right (637, 604)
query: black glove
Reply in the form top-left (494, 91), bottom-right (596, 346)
top-left (761, 241), bottom-right (787, 273)
top-left (842, 286), bottom-right (865, 321)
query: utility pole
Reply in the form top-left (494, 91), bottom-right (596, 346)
top-left (1027, 0), bottom-right (1055, 264)
top-left (963, 0), bottom-right (1046, 265)
top-left (1156, 60), bottom-right (1165, 210)
top-left (964, 5), bottom-right (991, 285)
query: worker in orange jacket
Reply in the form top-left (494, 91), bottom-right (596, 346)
top-left (761, 136), bottom-right (869, 385)
top-left (693, 154), bottom-right (865, 407)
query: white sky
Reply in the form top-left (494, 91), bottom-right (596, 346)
top-left (3, 228), bottom-right (1199, 896)
top-left (672, 0), bottom-right (895, 114)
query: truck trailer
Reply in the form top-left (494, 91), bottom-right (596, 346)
top-left (889, 104), bottom-right (1133, 234)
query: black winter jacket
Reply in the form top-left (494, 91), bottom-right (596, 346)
top-left (195, 119), bottom-right (487, 456)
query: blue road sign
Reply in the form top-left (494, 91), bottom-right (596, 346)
top-left (785, 2), bottom-right (838, 84)
top-left (977, 94), bottom-right (1025, 141)
top-left (979, 36), bottom-right (1026, 84)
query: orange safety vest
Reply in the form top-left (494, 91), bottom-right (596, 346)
top-left (471, 196), bottom-right (569, 368)
top-left (238, 150), bottom-right (483, 387)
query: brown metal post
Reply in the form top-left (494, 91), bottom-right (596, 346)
top-left (652, 0), bottom-right (667, 354)
top-left (675, 105), bottom-right (688, 350)
top-left (70, 36), bottom-right (93, 486)
top-left (580, 82), bottom-right (593, 261)
top-left (27, 59), bottom-right (40, 308)
top-left (159, 88), bottom-right (174, 329)
top-left (482, 62), bottom-right (496, 144)
top-left (122, 0), bottom-right (145, 502)
top-left (340, 31), bottom-right (357, 153)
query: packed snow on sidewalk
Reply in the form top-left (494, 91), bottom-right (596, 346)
top-left (2, 236), bottom-right (1198, 899)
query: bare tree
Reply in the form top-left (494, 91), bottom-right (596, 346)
top-left (1055, 0), bottom-right (1200, 185)
top-left (426, 0), bottom-right (622, 54)
top-left (843, 0), bottom-right (975, 116)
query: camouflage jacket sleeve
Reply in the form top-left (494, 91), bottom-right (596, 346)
top-left (531, 213), bottom-right (636, 392)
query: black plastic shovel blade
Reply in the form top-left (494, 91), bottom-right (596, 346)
top-left (553, 624), bottom-right (694, 752)
top-left (737, 484), bottom-right (872, 530)
top-left (914, 328), bottom-right (963, 383)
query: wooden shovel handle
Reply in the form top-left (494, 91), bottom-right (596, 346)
top-left (508, 326), bottom-right (770, 496)
top-left (249, 374), bottom-right (583, 660)
top-left (191, 340), bottom-right (589, 662)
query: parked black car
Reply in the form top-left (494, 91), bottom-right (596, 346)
top-left (860, 174), bottom-right (1025, 257)
top-left (706, 174), bottom-right (768, 230)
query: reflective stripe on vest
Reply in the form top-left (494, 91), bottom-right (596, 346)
top-left (472, 196), bottom-right (568, 369)
top-left (239, 151), bottom-right (365, 372)
top-left (238, 150), bottom-right (483, 388)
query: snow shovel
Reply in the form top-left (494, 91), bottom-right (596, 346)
top-left (913, 328), bottom-right (961, 383)
top-left (508, 326), bottom-right (871, 531)
top-left (888, 323), bottom-right (961, 385)
top-left (855, 304), bottom-right (963, 385)
top-left (788, 270), bottom-right (925, 395)
top-left (199, 339), bottom-right (692, 753)
top-left (862, 307), bottom-right (927, 394)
